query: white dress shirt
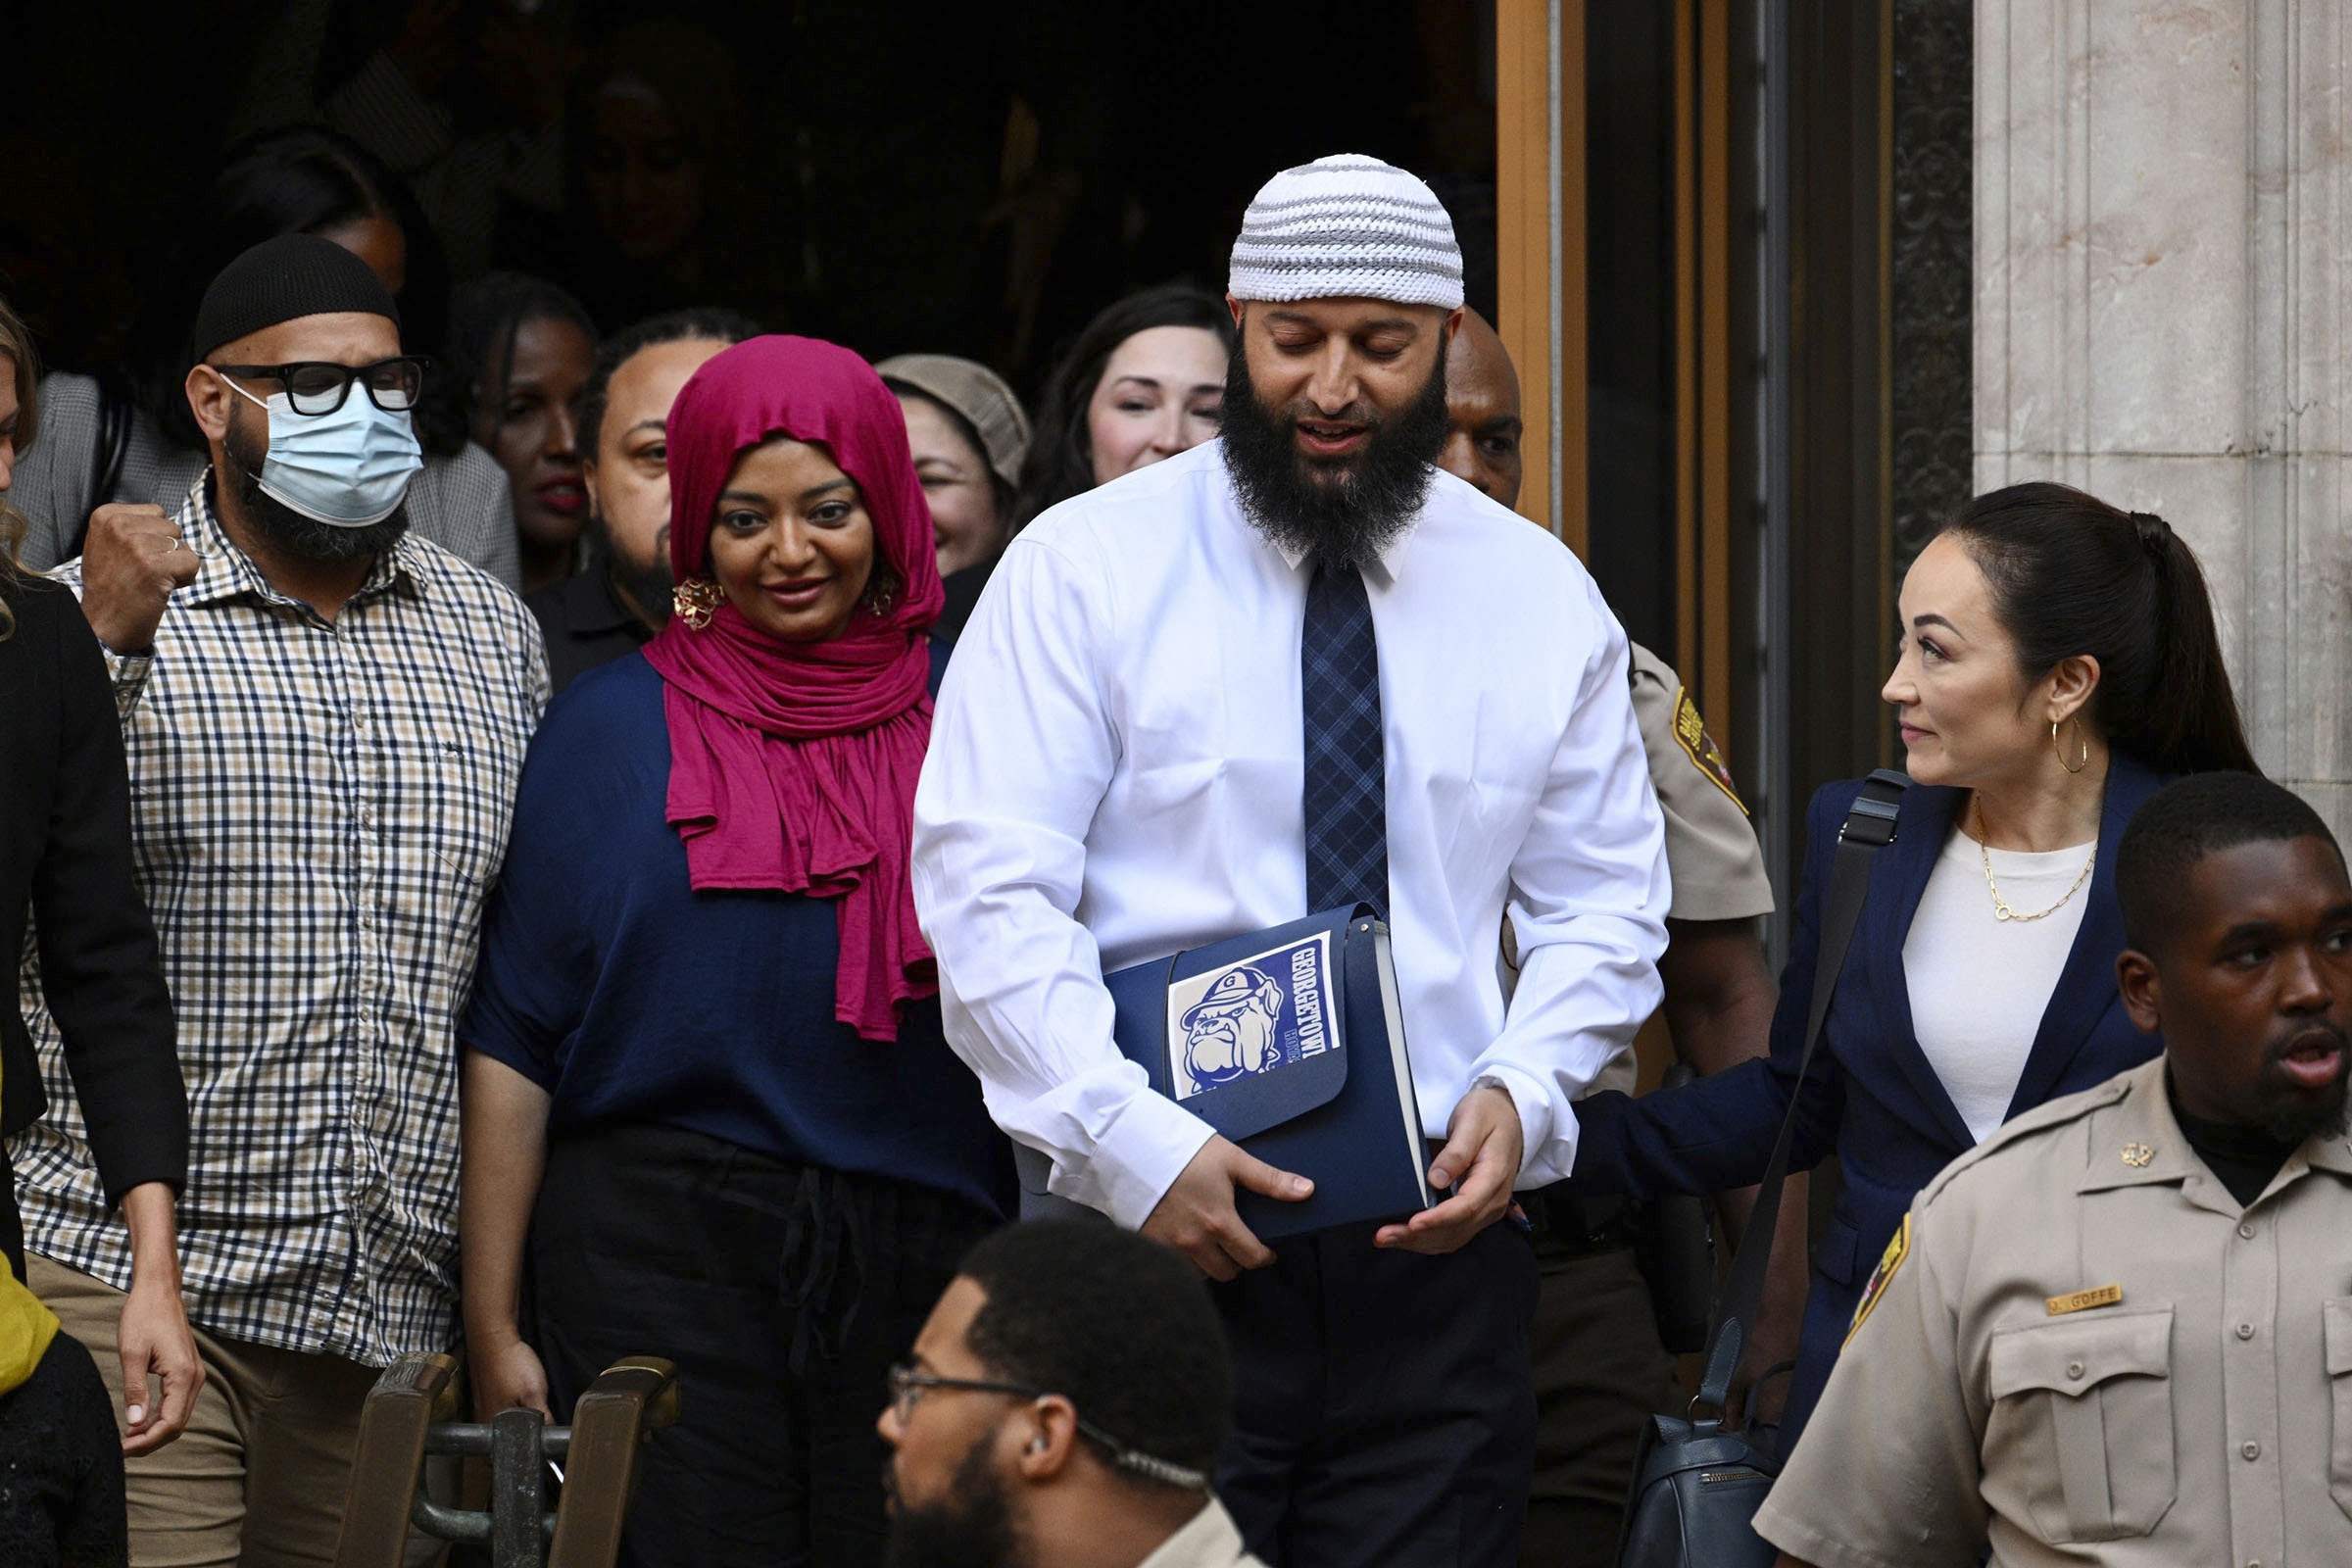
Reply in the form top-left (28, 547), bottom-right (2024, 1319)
top-left (912, 442), bottom-right (1669, 1228)
top-left (1137, 1498), bottom-right (1269, 1568)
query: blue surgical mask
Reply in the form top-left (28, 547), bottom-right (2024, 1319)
top-left (226, 377), bottom-right (423, 526)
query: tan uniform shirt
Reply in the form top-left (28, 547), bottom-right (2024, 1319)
top-left (1136, 1498), bottom-right (1269, 1568)
top-left (1579, 645), bottom-right (1775, 1095)
top-left (1754, 1055), bottom-right (2352, 1568)
top-left (1628, 642), bottom-right (1774, 925)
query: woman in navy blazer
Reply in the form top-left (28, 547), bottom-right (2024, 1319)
top-left (1566, 482), bottom-right (2259, 1443)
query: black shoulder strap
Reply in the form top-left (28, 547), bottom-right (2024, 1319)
top-left (1693, 767), bottom-right (1908, 1419)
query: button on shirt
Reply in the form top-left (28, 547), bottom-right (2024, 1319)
top-left (11, 476), bottom-right (548, 1365)
top-left (1754, 1055), bottom-right (2352, 1568)
top-left (911, 442), bottom-right (1669, 1228)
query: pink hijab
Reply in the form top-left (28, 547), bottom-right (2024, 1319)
top-left (641, 336), bottom-right (945, 1041)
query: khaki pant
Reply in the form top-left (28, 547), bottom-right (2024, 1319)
top-left (30, 1252), bottom-right (439, 1568)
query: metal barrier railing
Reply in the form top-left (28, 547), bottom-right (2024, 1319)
top-left (332, 1352), bottom-right (681, 1568)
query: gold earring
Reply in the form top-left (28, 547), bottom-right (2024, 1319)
top-left (672, 576), bottom-right (723, 631)
top-left (2051, 716), bottom-right (2089, 774)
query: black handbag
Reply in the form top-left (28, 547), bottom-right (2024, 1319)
top-left (1614, 768), bottom-right (1907, 1568)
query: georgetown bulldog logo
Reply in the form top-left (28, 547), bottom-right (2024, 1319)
top-left (1166, 932), bottom-right (1340, 1102)
top-left (1179, 966), bottom-right (1288, 1092)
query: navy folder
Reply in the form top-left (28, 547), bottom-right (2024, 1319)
top-left (1013, 905), bottom-right (1433, 1239)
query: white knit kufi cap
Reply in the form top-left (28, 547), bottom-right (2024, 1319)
top-left (1228, 153), bottom-right (1465, 310)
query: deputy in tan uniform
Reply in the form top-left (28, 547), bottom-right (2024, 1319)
top-left (1763, 770), bottom-right (2352, 1568)
top-left (1440, 310), bottom-right (1803, 1568)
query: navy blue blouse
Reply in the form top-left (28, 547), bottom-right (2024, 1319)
top-left (461, 649), bottom-right (1010, 1218)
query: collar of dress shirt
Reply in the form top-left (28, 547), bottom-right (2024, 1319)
top-left (1227, 451), bottom-right (1420, 589)
top-left (1259, 519), bottom-right (1412, 590)
top-left (177, 471), bottom-right (423, 612)
top-left (1134, 1496), bottom-right (1252, 1568)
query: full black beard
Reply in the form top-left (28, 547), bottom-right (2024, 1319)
top-left (222, 408), bottom-right (411, 564)
top-left (595, 513), bottom-right (673, 628)
top-left (881, 1440), bottom-right (1025, 1568)
top-left (1218, 340), bottom-right (1451, 569)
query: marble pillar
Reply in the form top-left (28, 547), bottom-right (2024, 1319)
top-left (1976, 0), bottom-right (2352, 830)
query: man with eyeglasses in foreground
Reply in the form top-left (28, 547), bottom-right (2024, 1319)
top-left (16, 232), bottom-right (548, 1566)
top-left (880, 1220), bottom-right (1267, 1568)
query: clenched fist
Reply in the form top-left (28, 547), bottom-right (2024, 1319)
top-left (79, 504), bottom-right (200, 655)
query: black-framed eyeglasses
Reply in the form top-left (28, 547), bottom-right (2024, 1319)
top-left (886, 1364), bottom-right (1049, 1425)
top-left (884, 1364), bottom-right (1208, 1491)
top-left (213, 357), bottom-right (431, 416)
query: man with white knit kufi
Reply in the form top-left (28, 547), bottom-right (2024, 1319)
top-left (1228, 153), bottom-right (1468, 309)
top-left (917, 150), bottom-right (1665, 1568)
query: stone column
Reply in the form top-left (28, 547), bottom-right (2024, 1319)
top-left (1975, 0), bottom-right (2352, 830)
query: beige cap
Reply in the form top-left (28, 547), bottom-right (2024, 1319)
top-left (875, 354), bottom-right (1032, 491)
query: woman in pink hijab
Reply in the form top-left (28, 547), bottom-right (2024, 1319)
top-left (458, 336), bottom-right (1011, 1567)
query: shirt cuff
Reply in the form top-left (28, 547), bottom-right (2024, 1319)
top-left (99, 647), bottom-right (153, 718)
top-left (1051, 1089), bottom-right (1217, 1231)
top-left (1473, 1065), bottom-right (1562, 1190)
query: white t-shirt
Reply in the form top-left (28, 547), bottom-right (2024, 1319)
top-left (1902, 828), bottom-right (2095, 1145)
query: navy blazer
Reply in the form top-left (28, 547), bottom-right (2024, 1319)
top-left (1566, 755), bottom-right (2170, 1441)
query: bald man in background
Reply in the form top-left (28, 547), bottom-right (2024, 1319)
top-left (1441, 310), bottom-right (1803, 1568)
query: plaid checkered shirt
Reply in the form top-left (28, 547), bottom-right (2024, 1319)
top-left (12, 474), bottom-right (549, 1365)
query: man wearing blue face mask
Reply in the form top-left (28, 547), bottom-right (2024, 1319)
top-left (17, 232), bottom-right (550, 1566)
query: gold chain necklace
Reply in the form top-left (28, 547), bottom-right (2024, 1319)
top-left (1974, 799), bottom-right (2096, 923)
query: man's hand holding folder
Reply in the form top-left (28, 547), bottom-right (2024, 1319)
top-left (1373, 1083), bottom-right (1523, 1254)
top-left (1141, 1136), bottom-right (1314, 1281)
top-left (1143, 1077), bottom-right (1524, 1277)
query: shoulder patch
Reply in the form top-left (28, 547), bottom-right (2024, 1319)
top-left (1845, 1214), bottom-right (1910, 1347)
top-left (1671, 687), bottom-right (1746, 813)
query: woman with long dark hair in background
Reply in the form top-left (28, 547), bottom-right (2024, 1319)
top-left (7, 126), bottom-right (522, 586)
top-left (1014, 282), bottom-right (1235, 527)
top-left (1562, 481), bottom-right (2258, 1446)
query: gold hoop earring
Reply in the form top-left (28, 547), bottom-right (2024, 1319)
top-left (2052, 716), bottom-right (2089, 774)
top-left (672, 576), bottom-right (723, 631)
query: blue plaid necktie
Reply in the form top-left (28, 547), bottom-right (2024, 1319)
top-left (1300, 561), bottom-right (1389, 914)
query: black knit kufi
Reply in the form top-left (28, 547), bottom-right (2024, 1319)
top-left (191, 233), bottom-right (400, 363)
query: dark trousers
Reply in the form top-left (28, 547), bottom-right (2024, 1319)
top-left (1211, 1220), bottom-right (1540, 1568)
top-left (528, 1125), bottom-right (996, 1568)
top-left (0, 1331), bottom-right (126, 1568)
top-left (1520, 1242), bottom-right (1679, 1568)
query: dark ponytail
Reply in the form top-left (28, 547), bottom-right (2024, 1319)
top-left (1944, 481), bottom-right (2256, 776)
